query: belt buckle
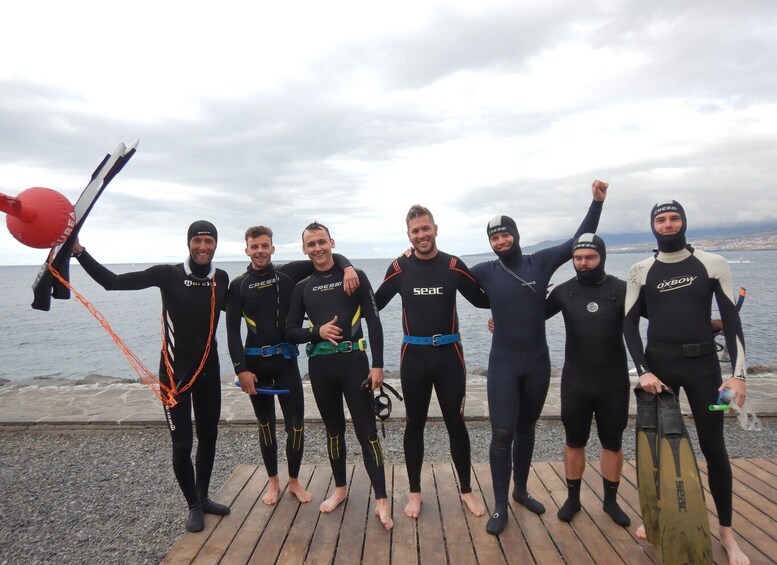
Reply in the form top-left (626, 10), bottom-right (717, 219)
top-left (261, 346), bottom-right (273, 357)
top-left (341, 341), bottom-right (353, 353)
top-left (683, 343), bottom-right (700, 357)
top-left (432, 334), bottom-right (443, 346)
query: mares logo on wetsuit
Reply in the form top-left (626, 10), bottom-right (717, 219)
top-left (313, 281), bottom-right (342, 292)
top-left (184, 280), bottom-right (214, 287)
top-left (413, 287), bottom-right (444, 295)
top-left (656, 275), bottom-right (697, 292)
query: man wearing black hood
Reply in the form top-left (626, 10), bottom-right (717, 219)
top-left (545, 233), bottom-right (630, 526)
top-left (624, 200), bottom-right (749, 565)
top-left (72, 221), bottom-right (231, 533)
top-left (470, 180), bottom-right (607, 535)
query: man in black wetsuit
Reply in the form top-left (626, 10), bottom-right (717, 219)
top-left (72, 221), bottom-right (230, 533)
top-left (624, 200), bottom-right (749, 565)
top-left (286, 222), bottom-right (393, 530)
top-left (374, 204), bottom-right (489, 520)
top-left (470, 180), bottom-right (607, 535)
top-left (226, 226), bottom-right (359, 506)
top-left (545, 234), bottom-right (630, 526)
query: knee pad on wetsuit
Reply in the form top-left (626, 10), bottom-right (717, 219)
top-left (258, 419), bottom-right (274, 446)
top-left (327, 433), bottom-right (343, 462)
top-left (491, 427), bottom-right (513, 450)
top-left (288, 420), bottom-right (304, 452)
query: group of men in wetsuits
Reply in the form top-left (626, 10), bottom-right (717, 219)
top-left (71, 182), bottom-right (750, 564)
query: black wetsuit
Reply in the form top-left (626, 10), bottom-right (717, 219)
top-left (469, 201), bottom-right (601, 510)
top-left (226, 256), bottom-right (351, 480)
top-left (286, 266), bottom-right (387, 499)
top-left (76, 251), bottom-right (229, 508)
top-left (374, 251), bottom-right (489, 494)
top-left (624, 246), bottom-right (746, 527)
top-left (546, 275), bottom-right (629, 450)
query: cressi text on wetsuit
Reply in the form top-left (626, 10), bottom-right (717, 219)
top-left (226, 256), bottom-right (351, 480)
top-left (286, 266), bottom-right (387, 499)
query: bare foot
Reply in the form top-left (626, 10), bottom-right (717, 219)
top-left (461, 492), bottom-right (486, 517)
top-left (720, 526), bottom-right (750, 565)
top-left (374, 498), bottom-right (394, 530)
top-left (262, 476), bottom-right (281, 505)
top-left (288, 477), bottom-right (312, 503)
top-left (635, 524), bottom-right (647, 540)
top-left (319, 486), bottom-right (348, 513)
top-left (404, 492), bottom-right (422, 519)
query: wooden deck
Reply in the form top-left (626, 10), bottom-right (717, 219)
top-left (162, 458), bottom-right (777, 564)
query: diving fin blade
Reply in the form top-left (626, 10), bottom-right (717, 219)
top-left (656, 390), bottom-right (713, 565)
top-left (634, 387), bottom-right (660, 545)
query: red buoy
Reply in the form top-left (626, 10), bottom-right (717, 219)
top-left (1, 187), bottom-right (75, 249)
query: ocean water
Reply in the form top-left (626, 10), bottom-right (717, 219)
top-left (1, 250), bottom-right (774, 383)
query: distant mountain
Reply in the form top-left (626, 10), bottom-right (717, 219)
top-left (463, 221), bottom-right (777, 258)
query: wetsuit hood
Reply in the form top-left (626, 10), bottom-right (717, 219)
top-left (573, 233), bottom-right (607, 285)
top-left (487, 215), bottom-right (522, 263)
top-left (186, 220), bottom-right (218, 278)
top-left (650, 200), bottom-right (687, 253)
top-left (187, 220), bottom-right (218, 244)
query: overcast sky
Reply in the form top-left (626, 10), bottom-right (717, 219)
top-left (2, 0), bottom-right (776, 265)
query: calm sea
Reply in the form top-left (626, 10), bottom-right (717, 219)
top-left (1, 250), bottom-right (774, 382)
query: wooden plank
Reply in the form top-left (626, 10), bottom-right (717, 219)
top-left (749, 457), bottom-right (777, 476)
top-left (193, 465), bottom-right (268, 565)
top-left (416, 463), bottom-right (447, 565)
top-left (467, 463), bottom-right (505, 564)
top-left (301, 466), bottom-right (349, 565)
top-left (546, 461), bottom-right (624, 563)
top-left (434, 462), bottom-right (477, 564)
top-left (730, 458), bottom-right (777, 504)
top-left (579, 463), bottom-right (653, 564)
top-left (162, 464), bottom-right (259, 565)
top-left (161, 459), bottom-right (777, 565)
top-left (219, 469), bottom-right (279, 564)
top-left (528, 462), bottom-right (590, 565)
top-left (521, 466), bottom-right (564, 564)
top-left (246, 465), bottom-right (315, 564)
top-left (361, 462), bottom-right (392, 565)
top-left (276, 465), bottom-right (332, 565)
top-left (334, 463), bottom-right (371, 565)
top-left (693, 460), bottom-right (769, 565)
top-left (389, 463), bottom-right (419, 565)
top-left (698, 459), bottom-right (777, 563)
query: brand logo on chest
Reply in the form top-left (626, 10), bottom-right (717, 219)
top-left (413, 287), bottom-right (444, 295)
top-left (656, 275), bottom-right (697, 292)
top-left (586, 301), bottom-right (599, 313)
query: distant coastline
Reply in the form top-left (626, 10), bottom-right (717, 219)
top-left (464, 228), bottom-right (777, 259)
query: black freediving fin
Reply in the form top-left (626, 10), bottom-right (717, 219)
top-left (656, 388), bottom-right (712, 565)
top-left (634, 386), bottom-right (660, 545)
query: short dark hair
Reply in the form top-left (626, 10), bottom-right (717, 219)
top-left (406, 204), bottom-right (434, 227)
top-left (301, 221), bottom-right (332, 242)
top-left (244, 226), bottom-right (273, 242)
